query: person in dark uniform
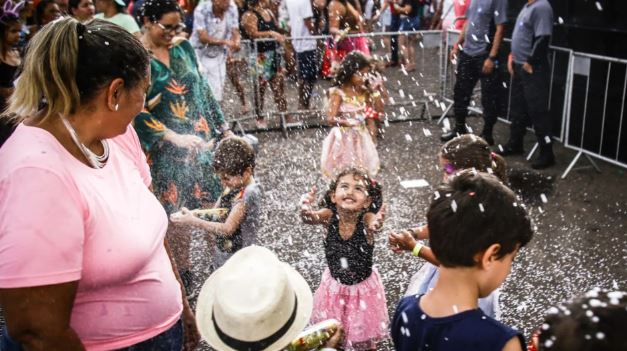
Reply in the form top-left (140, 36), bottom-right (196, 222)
top-left (498, 0), bottom-right (555, 169)
top-left (440, 0), bottom-right (508, 145)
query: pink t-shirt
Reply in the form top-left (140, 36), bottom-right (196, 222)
top-left (0, 124), bottom-right (183, 350)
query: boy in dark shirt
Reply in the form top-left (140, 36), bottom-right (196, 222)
top-left (392, 170), bottom-right (533, 351)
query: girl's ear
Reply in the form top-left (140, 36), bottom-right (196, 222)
top-left (363, 197), bottom-right (372, 210)
top-left (330, 190), bottom-right (338, 204)
top-left (478, 243), bottom-right (501, 269)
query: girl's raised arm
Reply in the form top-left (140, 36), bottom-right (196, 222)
top-left (300, 186), bottom-right (333, 225)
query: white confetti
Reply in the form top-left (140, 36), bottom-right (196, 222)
top-left (401, 312), bottom-right (408, 324)
top-left (596, 332), bottom-right (605, 340)
top-left (423, 128), bottom-right (432, 137)
top-left (451, 200), bottom-right (457, 212)
top-left (405, 134), bottom-right (413, 142)
top-left (340, 257), bottom-right (348, 269)
top-left (595, 1), bottom-right (603, 11)
top-left (558, 17), bottom-right (564, 24)
top-left (479, 203), bottom-right (485, 212)
top-left (540, 194), bottom-right (548, 203)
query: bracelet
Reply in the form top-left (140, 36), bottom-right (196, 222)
top-left (412, 242), bottom-right (424, 257)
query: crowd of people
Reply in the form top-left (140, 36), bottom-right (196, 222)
top-left (0, 0), bottom-right (623, 350)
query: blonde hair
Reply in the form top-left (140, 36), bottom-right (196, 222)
top-left (4, 17), bottom-right (149, 123)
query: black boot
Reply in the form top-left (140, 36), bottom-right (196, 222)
top-left (531, 143), bottom-right (556, 169)
top-left (440, 123), bottom-right (467, 142)
top-left (496, 142), bottom-right (524, 156)
top-left (480, 125), bottom-right (495, 145)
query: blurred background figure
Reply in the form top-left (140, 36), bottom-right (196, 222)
top-left (0, 0), bottom-right (22, 147)
top-left (69, 0), bottom-right (95, 21)
top-left (95, 0), bottom-right (140, 36)
top-left (191, 0), bottom-right (240, 104)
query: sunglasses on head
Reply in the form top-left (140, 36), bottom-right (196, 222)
top-left (155, 22), bottom-right (186, 34)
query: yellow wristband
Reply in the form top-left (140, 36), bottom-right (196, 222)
top-left (371, 91), bottom-right (381, 98)
top-left (412, 243), bottom-right (424, 257)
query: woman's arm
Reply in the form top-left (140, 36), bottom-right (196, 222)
top-left (0, 282), bottom-right (85, 350)
top-left (241, 12), bottom-right (284, 43)
top-left (327, 1), bottom-right (346, 36)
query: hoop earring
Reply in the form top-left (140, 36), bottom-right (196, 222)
top-left (114, 104), bottom-right (119, 111)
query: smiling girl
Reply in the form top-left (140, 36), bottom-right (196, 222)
top-left (300, 168), bottom-right (388, 350)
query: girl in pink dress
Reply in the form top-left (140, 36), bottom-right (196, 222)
top-left (300, 168), bottom-right (389, 350)
top-left (321, 51), bottom-right (382, 179)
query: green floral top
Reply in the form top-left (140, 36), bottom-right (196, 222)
top-left (134, 39), bottom-right (227, 213)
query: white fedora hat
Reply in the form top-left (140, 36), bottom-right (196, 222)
top-left (196, 246), bottom-right (313, 351)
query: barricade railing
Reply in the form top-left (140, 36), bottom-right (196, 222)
top-left (227, 30), bottom-right (443, 136)
top-left (561, 52), bottom-right (627, 179)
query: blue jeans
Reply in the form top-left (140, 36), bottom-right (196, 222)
top-left (0, 319), bottom-right (183, 351)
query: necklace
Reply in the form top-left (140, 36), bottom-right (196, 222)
top-left (59, 114), bottom-right (109, 169)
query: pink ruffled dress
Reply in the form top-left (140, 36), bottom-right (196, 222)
top-left (320, 88), bottom-right (380, 178)
top-left (311, 211), bottom-right (389, 350)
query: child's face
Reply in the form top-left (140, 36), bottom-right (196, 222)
top-left (350, 67), bottom-right (370, 89)
top-left (217, 169), bottom-right (250, 189)
top-left (331, 174), bottom-right (372, 212)
top-left (4, 23), bottom-right (21, 47)
top-left (480, 247), bottom-right (518, 298)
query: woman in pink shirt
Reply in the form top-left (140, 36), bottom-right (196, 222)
top-left (0, 18), bottom-right (198, 351)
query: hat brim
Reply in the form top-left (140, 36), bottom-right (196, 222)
top-left (196, 262), bottom-right (313, 351)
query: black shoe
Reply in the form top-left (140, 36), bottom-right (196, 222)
top-left (480, 133), bottom-right (494, 146)
top-left (496, 144), bottom-right (524, 156)
top-left (440, 129), bottom-right (467, 142)
top-left (531, 153), bottom-right (556, 169)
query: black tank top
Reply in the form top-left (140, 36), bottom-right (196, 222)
top-left (242, 9), bottom-right (278, 53)
top-left (325, 211), bottom-right (373, 285)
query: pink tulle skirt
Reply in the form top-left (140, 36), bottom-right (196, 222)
top-left (311, 267), bottom-right (389, 350)
top-left (320, 126), bottom-right (380, 179)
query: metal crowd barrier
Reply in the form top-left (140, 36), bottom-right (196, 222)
top-left (561, 52), bottom-right (627, 179)
top-left (216, 29), bottom-right (627, 177)
top-left (224, 30), bottom-right (443, 136)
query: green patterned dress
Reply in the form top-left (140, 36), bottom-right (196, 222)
top-left (134, 39), bottom-right (228, 213)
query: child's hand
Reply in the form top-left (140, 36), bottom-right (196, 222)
top-left (299, 186), bottom-right (317, 211)
top-left (388, 230), bottom-right (416, 254)
top-left (366, 203), bottom-right (387, 234)
top-left (170, 207), bottom-right (196, 225)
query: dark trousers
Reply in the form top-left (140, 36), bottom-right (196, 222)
top-left (452, 51), bottom-right (500, 134)
top-left (508, 61), bottom-right (552, 148)
top-left (1, 319), bottom-right (183, 351)
top-left (389, 15), bottom-right (401, 63)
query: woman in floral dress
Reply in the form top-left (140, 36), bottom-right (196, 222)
top-left (134, 0), bottom-right (232, 286)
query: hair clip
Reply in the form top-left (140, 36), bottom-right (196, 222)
top-left (443, 163), bottom-right (456, 175)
